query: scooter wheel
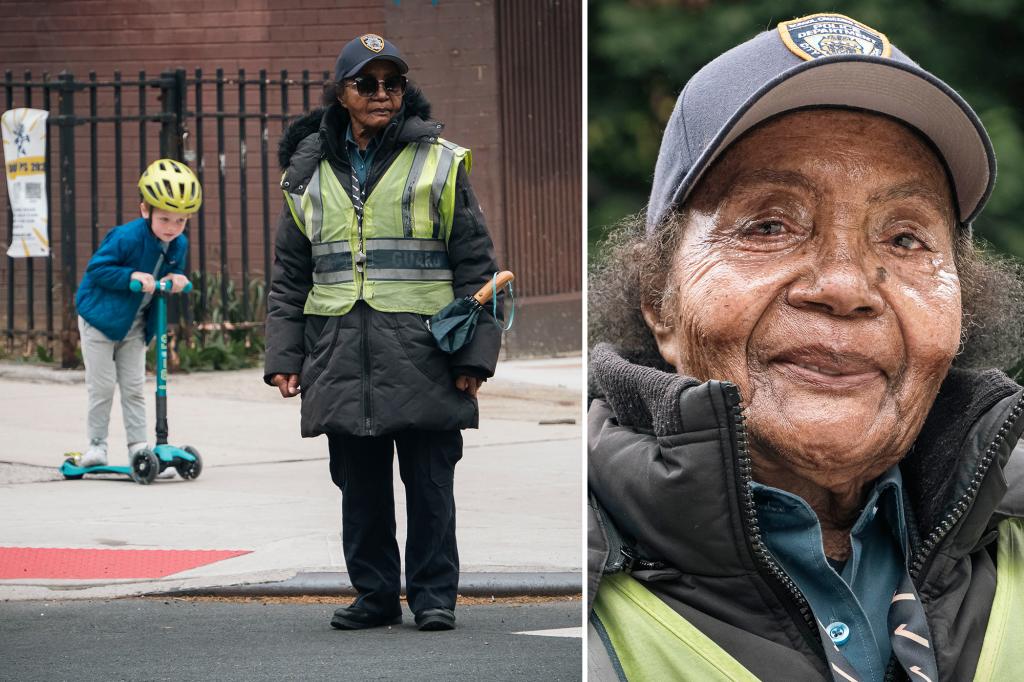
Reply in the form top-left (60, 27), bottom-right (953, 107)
top-left (131, 449), bottom-right (160, 485)
top-left (62, 457), bottom-right (84, 480)
top-left (178, 446), bottom-right (203, 480)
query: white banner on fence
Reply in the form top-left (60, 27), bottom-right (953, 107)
top-left (2, 108), bottom-right (50, 257)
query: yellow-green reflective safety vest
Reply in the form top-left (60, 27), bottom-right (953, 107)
top-left (974, 517), bottom-right (1024, 681)
top-left (282, 139), bottom-right (470, 317)
top-left (592, 518), bottom-right (1024, 681)
top-left (592, 572), bottom-right (759, 681)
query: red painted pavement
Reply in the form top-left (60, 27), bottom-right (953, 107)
top-left (0, 547), bottom-right (251, 579)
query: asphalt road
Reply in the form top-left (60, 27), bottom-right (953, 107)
top-left (0, 598), bottom-right (582, 681)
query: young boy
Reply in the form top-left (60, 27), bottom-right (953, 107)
top-left (74, 158), bottom-right (201, 469)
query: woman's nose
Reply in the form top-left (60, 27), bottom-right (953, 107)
top-left (786, 232), bottom-right (885, 318)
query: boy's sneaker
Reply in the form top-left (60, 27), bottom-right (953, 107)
top-left (78, 443), bottom-right (108, 468)
top-left (128, 443), bottom-right (175, 479)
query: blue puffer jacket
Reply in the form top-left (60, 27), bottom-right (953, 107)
top-left (75, 217), bottom-right (188, 343)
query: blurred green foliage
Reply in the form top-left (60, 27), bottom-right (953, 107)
top-left (145, 329), bottom-right (264, 373)
top-left (589, 0), bottom-right (1024, 262)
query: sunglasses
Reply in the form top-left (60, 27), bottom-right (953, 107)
top-left (344, 75), bottom-right (408, 98)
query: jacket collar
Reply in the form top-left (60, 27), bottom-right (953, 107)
top-left (318, 102), bottom-right (437, 167)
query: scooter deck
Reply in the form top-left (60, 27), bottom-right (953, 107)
top-left (59, 462), bottom-right (133, 477)
top-left (60, 446), bottom-right (198, 480)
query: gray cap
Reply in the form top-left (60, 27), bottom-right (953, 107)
top-left (334, 34), bottom-right (409, 81)
top-left (647, 13), bottom-right (995, 232)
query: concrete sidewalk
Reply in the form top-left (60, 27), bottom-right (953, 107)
top-left (0, 355), bottom-right (582, 600)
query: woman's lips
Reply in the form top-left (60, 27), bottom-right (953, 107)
top-left (770, 348), bottom-right (886, 390)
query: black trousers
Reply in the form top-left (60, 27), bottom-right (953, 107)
top-left (327, 429), bottom-right (462, 616)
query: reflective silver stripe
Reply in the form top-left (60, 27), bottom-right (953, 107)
top-left (307, 167), bottom-right (324, 244)
top-left (429, 146), bottom-right (456, 239)
top-left (401, 144), bottom-right (432, 238)
top-left (366, 268), bottom-right (453, 281)
top-left (311, 240), bottom-right (352, 257)
top-left (365, 238), bottom-right (446, 252)
top-left (313, 270), bottom-right (355, 284)
top-left (288, 193), bottom-right (305, 227)
top-left (363, 237), bottom-right (451, 281)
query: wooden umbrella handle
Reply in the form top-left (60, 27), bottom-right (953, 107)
top-left (472, 271), bottom-right (515, 305)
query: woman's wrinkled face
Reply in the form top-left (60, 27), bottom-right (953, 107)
top-left (646, 110), bottom-right (961, 491)
top-left (339, 60), bottom-right (403, 134)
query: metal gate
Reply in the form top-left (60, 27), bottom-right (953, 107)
top-left (1, 68), bottom-right (329, 367)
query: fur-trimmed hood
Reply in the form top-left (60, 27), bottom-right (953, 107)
top-left (277, 84), bottom-right (437, 169)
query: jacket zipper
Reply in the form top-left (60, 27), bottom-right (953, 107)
top-left (726, 385), bottom-right (820, 646)
top-left (361, 304), bottom-right (372, 435)
top-left (908, 393), bottom-right (1024, 581)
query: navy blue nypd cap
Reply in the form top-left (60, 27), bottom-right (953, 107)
top-left (335, 33), bottom-right (409, 82)
top-left (647, 13), bottom-right (995, 233)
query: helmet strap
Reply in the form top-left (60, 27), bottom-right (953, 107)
top-left (142, 203), bottom-right (154, 236)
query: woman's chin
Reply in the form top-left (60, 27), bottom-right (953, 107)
top-left (748, 402), bottom-right (903, 484)
top-left (753, 370), bottom-right (890, 428)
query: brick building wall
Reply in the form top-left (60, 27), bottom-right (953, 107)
top-left (385, 1), bottom-right (505, 269)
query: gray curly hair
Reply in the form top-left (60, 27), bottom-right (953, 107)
top-left (589, 210), bottom-right (1024, 377)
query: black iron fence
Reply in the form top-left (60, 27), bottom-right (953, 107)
top-left (1, 68), bottom-right (329, 366)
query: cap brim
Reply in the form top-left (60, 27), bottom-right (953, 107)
top-left (342, 55), bottom-right (409, 79)
top-left (671, 56), bottom-right (994, 225)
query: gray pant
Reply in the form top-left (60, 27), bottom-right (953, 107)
top-left (78, 314), bottom-right (148, 450)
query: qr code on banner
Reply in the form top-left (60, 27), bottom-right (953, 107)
top-left (24, 182), bottom-right (42, 200)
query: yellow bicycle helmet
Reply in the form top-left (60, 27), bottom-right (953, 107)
top-left (138, 158), bottom-right (202, 213)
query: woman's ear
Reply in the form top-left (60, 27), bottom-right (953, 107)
top-left (337, 83), bottom-right (350, 111)
top-left (641, 299), bottom-right (680, 370)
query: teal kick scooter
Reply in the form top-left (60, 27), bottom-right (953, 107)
top-left (61, 279), bottom-right (203, 485)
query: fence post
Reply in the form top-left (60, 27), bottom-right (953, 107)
top-left (159, 69), bottom-right (189, 362)
top-left (159, 69), bottom-right (186, 160)
top-left (57, 72), bottom-right (78, 368)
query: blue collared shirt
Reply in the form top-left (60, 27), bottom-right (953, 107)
top-left (752, 466), bottom-right (908, 682)
top-left (345, 124), bottom-right (382, 187)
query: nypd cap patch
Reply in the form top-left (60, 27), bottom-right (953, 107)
top-left (360, 33), bottom-right (385, 53)
top-left (777, 13), bottom-right (891, 61)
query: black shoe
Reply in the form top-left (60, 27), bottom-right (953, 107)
top-left (415, 607), bottom-right (456, 631)
top-left (330, 605), bottom-right (402, 630)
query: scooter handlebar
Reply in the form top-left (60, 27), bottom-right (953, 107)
top-left (129, 279), bottom-right (193, 294)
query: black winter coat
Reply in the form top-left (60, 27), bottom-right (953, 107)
top-left (587, 343), bottom-right (1024, 681)
top-left (264, 87), bottom-right (502, 437)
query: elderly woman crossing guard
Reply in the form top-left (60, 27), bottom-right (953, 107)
top-left (265, 34), bottom-right (503, 632)
top-left (588, 13), bottom-right (1024, 682)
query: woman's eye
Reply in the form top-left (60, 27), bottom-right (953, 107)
top-left (892, 233), bottom-right (924, 250)
top-left (750, 220), bottom-right (785, 236)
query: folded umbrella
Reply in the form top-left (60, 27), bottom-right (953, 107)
top-left (428, 271), bottom-right (515, 353)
